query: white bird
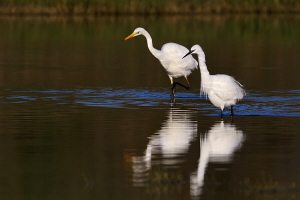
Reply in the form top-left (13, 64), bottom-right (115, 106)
top-left (129, 109), bottom-right (197, 186)
top-left (190, 121), bottom-right (244, 197)
top-left (124, 27), bottom-right (198, 102)
top-left (145, 108), bottom-right (197, 165)
top-left (183, 45), bottom-right (246, 116)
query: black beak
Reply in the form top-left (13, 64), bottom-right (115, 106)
top-left (182, 50), bottom-right (195, 59)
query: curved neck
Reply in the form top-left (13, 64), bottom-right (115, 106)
top-left (196, 139), bottom-right (210, 188)
top-left (198, 57), bottom-right (211, 95)
top-left (198, 58), bottom-right (210, 79)
top-left (142, 31), bottom-right (161, 58)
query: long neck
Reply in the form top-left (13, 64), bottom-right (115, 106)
top-left (142, 31), bottom-right (161, 59)
top-left (195, 138), bottom-right (210, 188)
top-left (198, 57), bottom-right (211, 95)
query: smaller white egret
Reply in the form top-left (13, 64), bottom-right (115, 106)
top-left (124, 27), bottom-right (198, 102)
top-left (183, 45), bottom-right (246, 116)
top-left (190, 121), bottom-right (244, 197)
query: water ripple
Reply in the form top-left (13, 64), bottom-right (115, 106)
top-left (1, 88), bottom-right (299, 116)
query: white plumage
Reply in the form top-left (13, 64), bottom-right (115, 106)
top-left (159, 43), bottom-right (197, 78)
top-left (124, 27), bottom-right (198, 101)
top-left (183, 44), bottom-right (246, 116)
top-left (190, 121), bottom-right (244, 197)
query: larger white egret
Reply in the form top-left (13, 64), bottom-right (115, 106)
top-left (183, 45), bottom-right (246, 116)
top-left (129, 109), bottom-right (197, 186)
top-left (124, 27), bottom-right (198, 102)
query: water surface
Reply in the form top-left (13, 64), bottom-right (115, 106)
top-left (0, 15), bottom-right (299, 200)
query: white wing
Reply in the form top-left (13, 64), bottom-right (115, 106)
top-left (159, 43), bottom-right (198, 77)
top-left (211, 74), bottom-right (246, 101)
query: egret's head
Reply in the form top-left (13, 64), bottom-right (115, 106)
top-left (124, 27), bottom-right (144, 41)
top-left (182, 44), bottom-right (205, 60)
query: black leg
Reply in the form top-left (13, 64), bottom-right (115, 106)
top-left (231, 106), bottom-right (234, 116)
top-left (170, 83), bottom-right (176, 103)
top-left (230, 106), bottom-right (234, 122)
top-left (173, 82), bottom-right (190, 90)
top-left (170, 98), bottom-right (175, 104)
top-left (170, 82), bottom-right (190, 103)
top-left (221, 110), bottom-right (223, 119)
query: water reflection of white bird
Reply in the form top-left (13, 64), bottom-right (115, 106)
top-left (190, 121), bottom-right (245, 198)
top-left (183, 45), bottom-right (246, 116)
top-left (124, 27), bottom-right (198, 102)
top-left (146, 108), bottom-right (197, 165)
top-left (132, 108), bottom-right (197, 186)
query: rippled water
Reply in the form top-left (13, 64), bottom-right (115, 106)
top-left (2, 88), bottom-right (299, 116)
top-left (0, 15), bottom-right (299, 200)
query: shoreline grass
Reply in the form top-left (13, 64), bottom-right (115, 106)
top-left (0, 0), bottom-right (300, 16)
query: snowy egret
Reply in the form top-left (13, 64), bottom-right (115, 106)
top-left (183, 45), bottom-right (246, 116)
top-left (124, 27), bottom-right (198, 102)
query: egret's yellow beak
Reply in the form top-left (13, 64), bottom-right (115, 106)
top-left (124, 32), bottom-right (138, 41)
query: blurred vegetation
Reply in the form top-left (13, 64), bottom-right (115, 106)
top-left (0, 0), bottom-right (300, 15)
top-left (235, 176), bottom-right (300, 199)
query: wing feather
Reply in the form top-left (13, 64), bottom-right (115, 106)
top-left (211, 75), bottom-right (246, 101)
top-left (159, 43), bottom-right (198, 77)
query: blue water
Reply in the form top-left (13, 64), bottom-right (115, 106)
top-left (2, 88), bottom-right (299, 116)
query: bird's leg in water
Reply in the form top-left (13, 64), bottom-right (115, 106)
top-left (170, 83), bottom-right (176, 103)
top-left (220, 110), bottom-right (223, 118)
top-left (230, 106), bottom-right (234, 116)
top-left (170, 78), bottom-right (175, 103)
top-left (170, 82), bottom-right (189, 102)
top-left (170, 95), bottom-right (175, 103)
top-left (169, 77), bottom-right (190, 103)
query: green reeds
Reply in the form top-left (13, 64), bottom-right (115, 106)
top-left (0, 0), bottom-right (299, 15)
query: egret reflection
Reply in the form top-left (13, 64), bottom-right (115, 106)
top-left (132, 108), bottom-right (197, 186)
top-left (190, 121), bottom-right (245, 198)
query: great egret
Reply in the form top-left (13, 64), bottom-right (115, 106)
top-left (129, 109), bottom-right (197, 186)
top-left (183, 45), bottom-right (246, 116)
top-left (124, 27), bottom-right (198, 102)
